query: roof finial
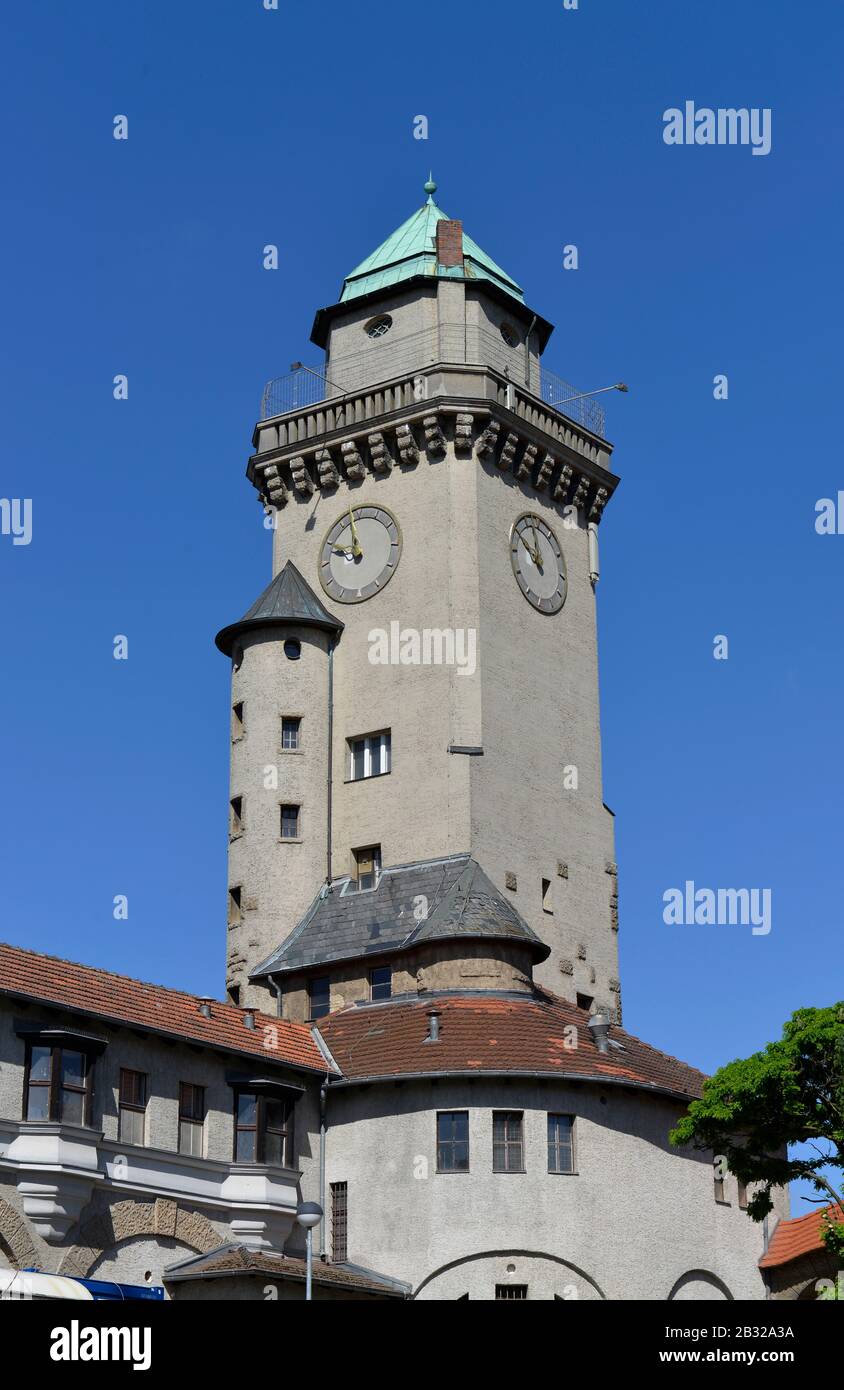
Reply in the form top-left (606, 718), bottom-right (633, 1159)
top-left (424, 172), bottom-right (437, 202)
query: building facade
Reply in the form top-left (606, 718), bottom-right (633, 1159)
top-left (0, 184), bottom-right (791, 1300)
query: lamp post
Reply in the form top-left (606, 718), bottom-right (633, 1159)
top-left (296, 1200), bottom-right (323, 1301)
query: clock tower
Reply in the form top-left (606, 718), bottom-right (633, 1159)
top-left (217, 180), bottom-right (622, 1020)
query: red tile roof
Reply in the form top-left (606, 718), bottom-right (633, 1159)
top-left (318, 993), bottom-right (707, 1098)
top-left (759, 1205), bottom-right (842, 1269)
top-left (0, 943), bottom-right (330, 1075)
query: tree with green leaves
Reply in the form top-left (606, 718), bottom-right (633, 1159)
top-left (670, 1003), bottom-right (844, 1267)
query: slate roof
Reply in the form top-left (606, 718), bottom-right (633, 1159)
top-left (317, 993), bottom-right (709, 1099)
top-left (339, 183), bottom-right (525, 305)
top-left (0, 942), bottom-right (330, 1075)
top-left (758, 1206), bottom-right (841, 1270)
top-left (251, 854), bottom-right (550, 979)
top-left (215, 561), bottom-right (342, 656)
top-left (164, 1244), bottom-right (409, 1298)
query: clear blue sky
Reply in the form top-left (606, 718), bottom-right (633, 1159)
top-left (2, 2), bottom-right (841, 1217)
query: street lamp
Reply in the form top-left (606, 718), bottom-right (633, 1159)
top-left (296, 1200), bottom-right (323, 1301)
top-left (554, 381), bottom-right (629, 407)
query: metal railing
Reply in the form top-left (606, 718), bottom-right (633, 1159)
top-left (259, 323), bottom-right (607, 437)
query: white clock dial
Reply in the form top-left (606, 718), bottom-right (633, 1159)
top-left (510, 513), bottom-right (567, 614)
top-left (319, 504), bottom-right (401, 603)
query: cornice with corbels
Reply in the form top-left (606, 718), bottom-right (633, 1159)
top-left (250, 400), bottom-right (618, 525)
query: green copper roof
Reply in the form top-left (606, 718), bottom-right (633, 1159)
top-left (339, 178), bottom-right (525, 305)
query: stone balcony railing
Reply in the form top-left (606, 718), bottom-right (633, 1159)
top-left (248, 359), bottom-right (619, 524)
top-left (0, 1118), bottom-right (299, 1250)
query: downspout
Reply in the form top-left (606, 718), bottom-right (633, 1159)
top-left (588, 521), bottom-right (600, 588)
top-left (326, 636), bottom-right (335, 885)
top-left (319, 1077), bottom-right (329, 1260)
top-left (524, 313), bottom-right (537, 388)
top-left (267, 973), bottom-right (282, 1019)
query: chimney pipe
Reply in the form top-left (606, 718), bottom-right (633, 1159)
top-left (587, 1009), bottom-right (611, 1054)
top-left (243, 1008), bottom-right (256, 1031)
top-left (425, 1008), bottom-right (442, 1043)
top-left (198, 997), bottom-right (213, 1020)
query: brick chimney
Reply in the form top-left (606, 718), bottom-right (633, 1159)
top-left (435, 219), bottom-right (463, 269)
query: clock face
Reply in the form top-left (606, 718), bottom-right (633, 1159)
top-left (319, 504), bottom-right (401, 603)
top-left (510, 513), bottom-right (567, 614)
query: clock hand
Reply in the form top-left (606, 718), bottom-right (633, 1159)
top-left (348, 505), bottom-right (363, 558)
top-left (522, 532), bottom-right (540, 565)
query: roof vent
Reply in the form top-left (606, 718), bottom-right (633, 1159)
top-left (435, 219), bottom-right (463, 269)
top-left (587, 1009), bottom-right (611, 1054)
top-left (198, 997), bottom-right (213, 1020)
top-left (243, 1008), bottom-right (256, 1031)
top-left (424, 1008), bottom-right (442, 1043)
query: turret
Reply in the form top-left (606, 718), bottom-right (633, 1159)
top-left (215, 561), bottom-right (343, 1006)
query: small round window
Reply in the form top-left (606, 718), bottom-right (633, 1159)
top-left (500, 322), bottom-right (519, 348)
top-left (364, 314), bottom-right (393, 340)
top-left (284, 638), bottom-right (301, 661)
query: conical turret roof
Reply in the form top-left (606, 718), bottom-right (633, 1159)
top-left (215, 561), bottom-right (343, 656)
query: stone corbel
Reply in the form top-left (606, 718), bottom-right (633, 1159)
top-left (395, 423), bottom-right (419, 466)
top-left (498, 431), bottom-right (519, 472)
top-left (535, 453), bottom-right (555, 491)
top-left (423, 414), bottom-right (447, 457)
top-left (315, 448), bottom-right (340, 488)
top-left (289, 456), bottom-right (315, 496)
top-left (367, 432), bottom-right (395, 472)
top-left (571, 475), bottom-right (589, 512)
top-left (515, 442), bottom-right (538, 480)
top-left (340, 440), bottom-right (366, 480)
top-left (475, 419), bottom-right (500, 459)
top-left (553, 463), bottom-right (573, 502)
top-left (454, 413), bottom-right (474, 453)
top-left (589, 486), bottom-right (609, 522)
top-left (261, 463), bottom-right (288, 508)
top-left (8, 1122), bottom-right (102, 1243)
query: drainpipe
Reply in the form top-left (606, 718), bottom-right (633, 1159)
top-left (326, 636), bottom-right (335, 885)
top-left (588, 522), bottom-right (600, 588)
top-left (267, 973), bottom-right (282, 1019)
top-left (319, 1077), bottom-right (329, 1260)
top-left (524, 314), bottom-right (537, 388)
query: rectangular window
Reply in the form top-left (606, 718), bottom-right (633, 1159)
top-left (349, 731), bottom-right (391, 781)
top-left (280, 804), bottom-right (300, 839)
top-left (493, 1111), bottom-right (524, 1173)
top-left (351, 844), bottom-right (381, 891)
top-left (178, 1082), bottom-right (205, 1157)
top-left (576, 993), bottom-right (594, 1013)
top-left (119, 1068), bottom-right (148, 1146)
top-left (542, 878), bottom-right (553, 914)
top-left (547, 1113), bottom-right (574, 1173)
top-left (369, 966), bottom-right (392, 1001)
top-left (229, 796), bottom-right (243, 837)
top-left (281, 717), bottom-right (301, 750)
top-left (234, 1091), bottom-right (294, 1166)
top-left (437, 1111), bottom-right (469, 1172)
top-left (25, 1045), bottom-right (90, 1125)
top-left (331, 1181), bottom-right (348, 1263)
top-left (232, 702), bottom-right (244, 739)
top-left (495, 1284), bottom-right (528, 1300)
top-left (737, 1179), bottom-right (748, 1210)
top-left (228, 885), bottom-right (242, 926)
top-left (308, 976), bottom-right (330, 1021)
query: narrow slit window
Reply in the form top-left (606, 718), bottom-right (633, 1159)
top-left (228, 885), bottom-right (242, 926)
top-left (331, 1181), bottom-right (348, 1263)
top-left (230, 796), bottom-right (243, 836)
top-left (232, 702), bottom-right (244, 739)
top-left (542, 878), bottom-right (553, 913)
